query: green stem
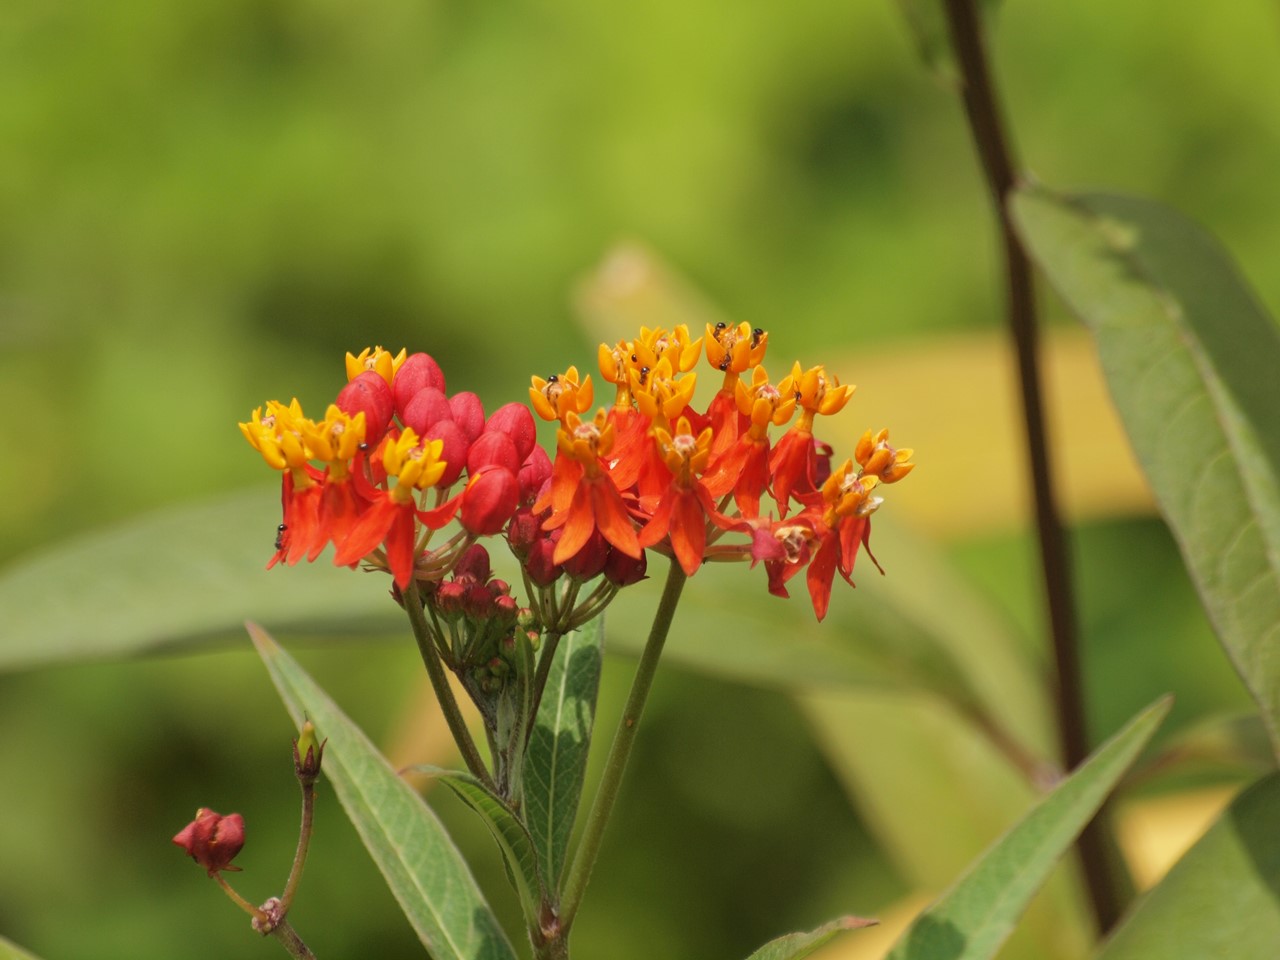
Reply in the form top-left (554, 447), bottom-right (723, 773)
top-left (557, 560), bottom-right (688, 935)
top-left (279, 780), bottom-right (315, 912)
top-left (941, 0), bottom-right (1132, 932)
top-left (403, 580), bottom-right (497, 792)
top-left (270, 920), bottom-right (318, 960)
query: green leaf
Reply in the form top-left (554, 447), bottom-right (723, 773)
top-left (1096, 772), bottom-right (1280, 960)
top-left (414, 766), bottom-right (547, 928)
top-left (523, 617), bottom-right (604, 891)
top-left (742, 916), bottom-right (878, 960)
top-left (0, 490), bottom-right (389, 671)
top-left (0, 936), bottom-right (42, 960)
top-left (1012, 188), bottom-right (1280, 758)
top-left (249, 623), bottom-right (517, 960)
top-left (885, 697), bottom-right (1171, 960)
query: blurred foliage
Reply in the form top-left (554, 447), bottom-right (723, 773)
top-left (2, 0), bottom-right (1278, 957)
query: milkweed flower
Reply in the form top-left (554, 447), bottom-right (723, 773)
top-left (242, 330), bottom-right (912, 625)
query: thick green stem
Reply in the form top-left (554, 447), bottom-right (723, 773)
top-left (557, 560), bottom-right (688, 936)
top-left (403, 580), bottom-right (497, 792)
top-left (941, 0), bottom-right (1132, 932)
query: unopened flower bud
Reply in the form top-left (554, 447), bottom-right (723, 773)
top-left (524, 537), bottom-right (563, 587)
top-left (467, 431), bottom-right (521, 475)
top-left (173, 808), bottom-right (246, 876)
top-left (336, 372), bottom-right (394, 443)
top-left (435, 580), bottom-right (467, 617)
top-left (493, 594), bottom-right (519, 623)
top-left (464, 582), bottom-right (494, 619)
top-left (293, 720), bottom-right (326, 783)
top-left (449, 391), bottom-right (486, 442)
top-left (485, 402), bottom-right (537, 462)
top-left (454, 543), bottom-right (492, 584)
top-left (604, 544), bottom-right (648, 587)
top-left (392, 353), bottom-right (447, 419)
top-left (517, 446), bottom-right (553, 506)
top-left (517, 607), bottom-right (539, 631)
top-left (401, 387), bottom-right (452, 438)
top-left (506, 507), bottom-right (542, 558)
top-left (563, 529), bottom-right (609, 581)
top-left (424, 419), bottom-right (469, 487)
top-left (460, 466), bottom-right (520, 536)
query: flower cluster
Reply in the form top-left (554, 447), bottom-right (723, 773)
top-left (240, 329), bottom-right (912, 622)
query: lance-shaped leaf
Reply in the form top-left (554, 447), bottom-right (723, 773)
top-left (885, 697), bottom-right (1170, 960)
top-left (523, 618), bottom-right (604, 890)
top-left (249, 623), bottom-right (518, 960)
top-left (1012, 188), bottom-right (1280, 758)
top-left (414, 766), bottom-right (546, 928)
top-left (1096, 771), bottom-right (1280, 960)
top-left (742, 916), bottom-right (878, 960)
top-left (0, 936), bottom-right (42, 960)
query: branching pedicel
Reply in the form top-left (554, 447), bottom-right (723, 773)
top-left (179, 324), bottom-right (913, 958)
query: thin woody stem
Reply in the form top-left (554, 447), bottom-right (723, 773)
top-left (557, 559), bottom-right (688, 936)
top-left (403, 579), bottom-right (497, 792)
top-left (279, 780), bottom-right (315, 912)
top-left (270, 921), bottom-right (318, 960)
top-left (941, 0), bottom-right (1132, 932)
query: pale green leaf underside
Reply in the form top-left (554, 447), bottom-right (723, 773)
top-left (1096, 771), bottom-right (1280, 960)
top-left (1012, 188), bottom-right (1280, 758)
top-left (250, 624), bottom-right (517, 960)
top-left (418, 767), bottom-right (546, 927)
top-left (0, 936), bottom-right (43, 960)
top-left (523, 618), bottom-right (604, 890)
top-left (886, 697), bottom-right (1170, 960)
top-left (743, 916), bottom-right (878, 960)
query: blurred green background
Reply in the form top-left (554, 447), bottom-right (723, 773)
top-left (2, 1), bottom-right (1278, 957)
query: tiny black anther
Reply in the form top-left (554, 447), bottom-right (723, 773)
top-left (718, 357), bottom-right (730, 371)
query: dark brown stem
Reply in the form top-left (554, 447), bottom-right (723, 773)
top-left (941, 0), bottom-right (1132, 933)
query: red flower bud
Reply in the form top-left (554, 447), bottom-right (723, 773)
top-left (435, 580), bottom-right (467, 616)
top-left (517, 446), bottom-right (553, 506)
top-left (493, 593), bottom-right (518, 621)
top-left (524, 535), bottom-right (563, 587)
top-left (401, 387), bottom-right (452, 438)
top-left (336, 372), bottom-right (394, 443)
top-left (604, 544), bottom-right (648, 587)
top-left (454, 543), bottom-right (492, 583)
top-left (449, 391), bottom-right (486, 442)
top-left (485, 402), bottom-right (537, 462)
top-left (506, 507), bottom-right (542, 558)
top-left (467, 431), bottom-right (520, 475)
top-left (424, 419), bottom-right (469, 487)
top-left (460, 466), bottom-right (519, 536)
top-left (563, 529), bottom-right (610, 581)
top-left (173, 808), bottom-right (246, 875)
top-left (393, 353), bottom-right (446, 419)
top-left (464, 582), bottom-right (494, 619)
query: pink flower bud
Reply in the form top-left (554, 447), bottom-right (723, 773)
top-left (604, 545), bottom-right (648, 587)
top-left (435, 580), bottom-right (467, 616)
top-left (563, 529), bottom-right (610, 581)
top-left (449, 392), bottom-right (486, 442)
top-left (494, 594), bottom-right (518, 621)
top-left (336, 372), bottom-right (394, 443)
top-left (517, 446), bottom-right (553, 506)
top-left (454, 543), bottom-right (491, 583)
top-left (489, 578), bottom-right (511, 597)
top-left (173, 808), bottom-right (246, 876)
top-left (467, 431), bottom-right (521, 475)
top-left (524, 536), bottom-right (563, 587)
top-left (424, 419), bottom-right (469, 488)
top-left (485, 402), bottom-right (537, 462)
top-left (460, 466), bottom-right (519, 536)
top-left (401, 387), bottom-right (452, 438)
top-left (393, 353), bottom-right (446, 419)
